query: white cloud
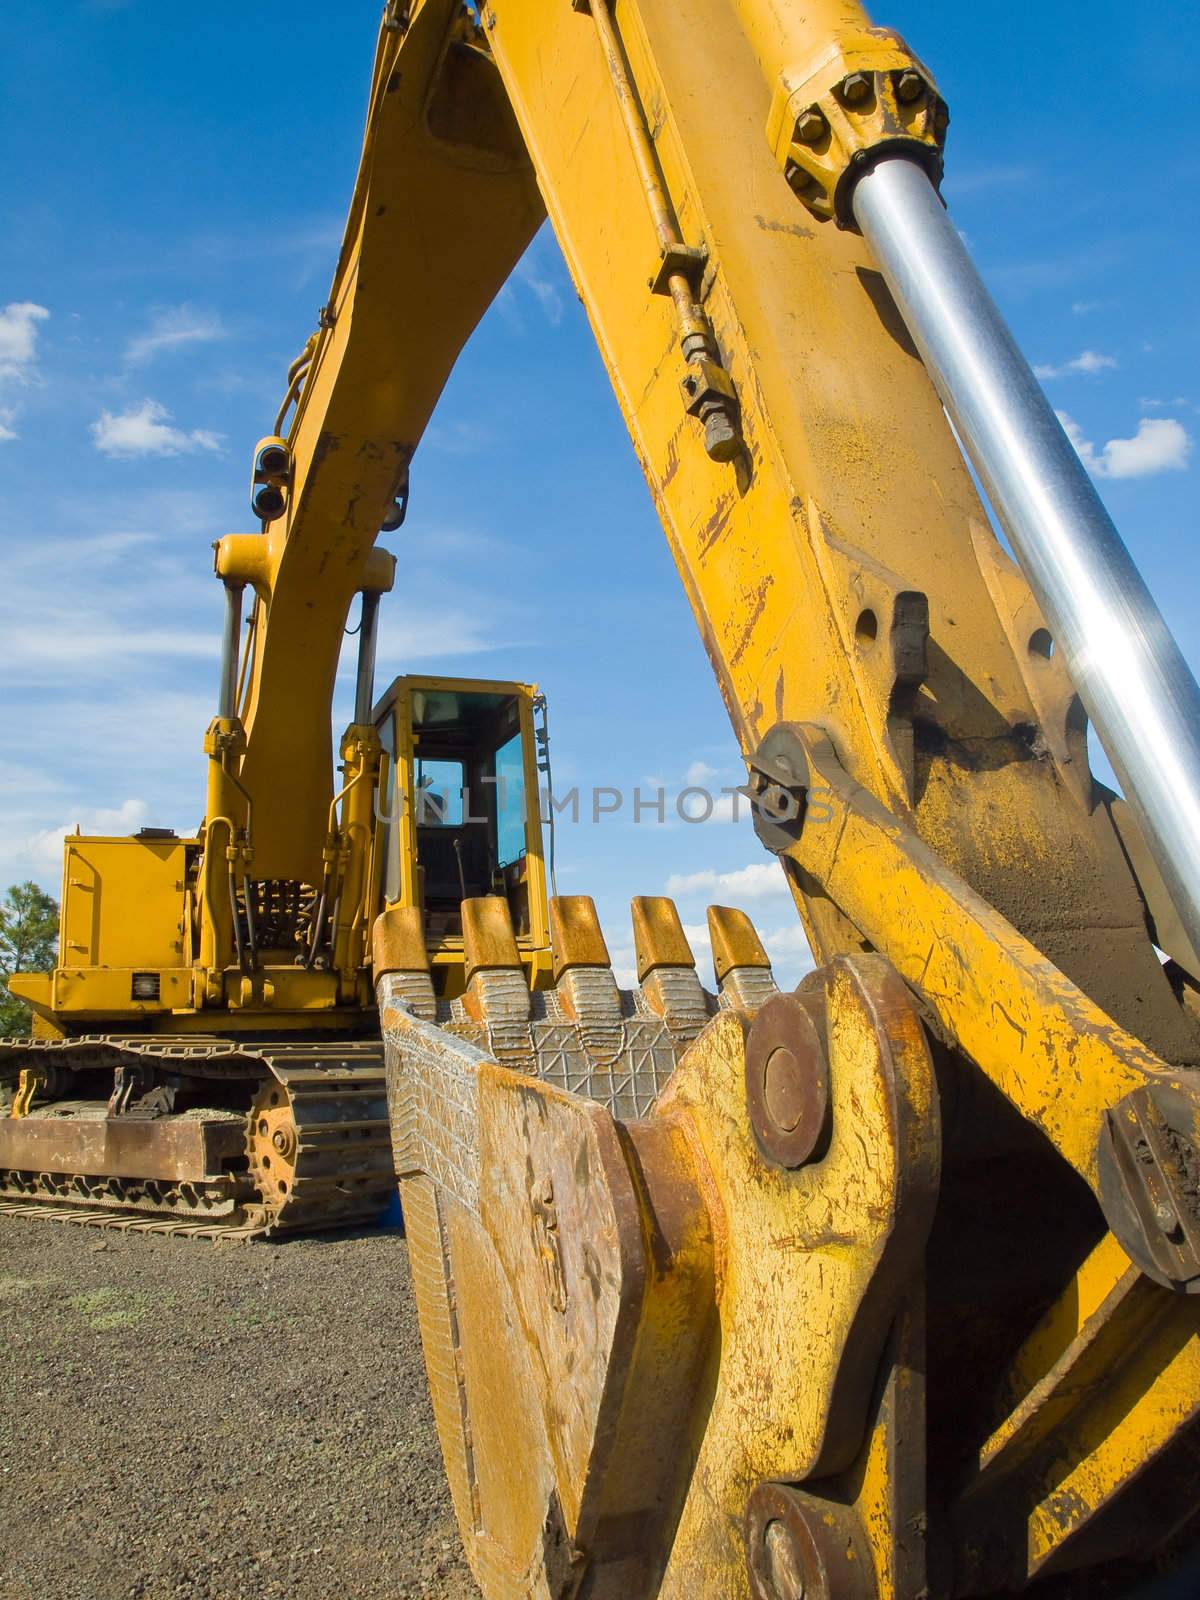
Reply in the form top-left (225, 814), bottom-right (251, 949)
top-left (759, 922), bottom-right (817, 987)
top-left (373, 607), bottom-right (509, 664)
top-left (666, 862), bottom-right (790, 900)
top-left (941, 164), bottom-right (1032, 196)
top-left (125, 305), bottom-right (227, 365)
top-left (0, 527), bottom-right (223, 689)
top-left (0, 302), bottom-right (49, 381)
top-left (684, 759), bottom-right (719, 785)
top-left (1139, 396), bottom-right (1190, 410)
top-left (91, 399), bottom-right (223, 458)
top-left (515, 257), bottom-right (564, 327)
top-left (0, 406), bottom-right (16, 442)
top-left (6, 620), bottom-right (216, 669)
top-left (1034, 350), bottom-right (1117, 380)
top-left (0, 799), bottom-right (158, 890)
top-left (1058, 412), bottom-right (1192, 479)
top-left (425, 419), bottom-right (494, 456)
top-left (24, 800), bottom-right (151, 878)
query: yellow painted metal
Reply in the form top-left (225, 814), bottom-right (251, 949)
top-left (951, 1230), bottom-right (1200, 1589)
top-left (707, 904), bottom-right (771, 980)
top-left (654, 966), bottom-right (939, 1594)
top-left (632, 895), bottom-right (696, 979)
top-left (995, 1232), bottom-right (1138, 1410)
top-left (1018, 1311), bottom-right (1200, 1580)
top-left (328, 721), bottom-right (385, 1006)
top-left (198, 714), bottom-right (247, 988)
top-left (549, 895), bottom-right (612, 977)
top-left (483, 0), bottom-right (1192, 1067)
top-left (11, 1070), bottom-right (41, 1119)
top-left (790, 729), bottom-right (1185, 1189)
top-left (58, 836), bottom-right (190, 971)
top-left (383, 951), bottom-right (938, 1598)
top-left (727, 0), bottom-right (946, 221)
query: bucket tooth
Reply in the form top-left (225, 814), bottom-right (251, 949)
top-left (631, 895), bottom-right (711, 1038)
top-left (372, 904), bottom-right (437, 1022)
top-left (550, 895), bottom-right (621, 1024)
top-left (462, 896), bottom-right (531, 1024)
top-left (708, 904), bottom-right (779, 1014)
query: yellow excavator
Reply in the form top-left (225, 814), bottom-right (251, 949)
top-left (7, 0), bottom-right (1200, 1593)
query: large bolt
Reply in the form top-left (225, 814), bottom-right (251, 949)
top-left (840, 72), bottom-right (871, 106)
top-left (747, 1483), bottom-right (873, 1600)
top-left (745, 993), bottom-right (829, 1168)
top-left (896, 69), bottom-right (925, 104)
top-left (795, 109), bottom-right (826, 145)
top-left (703, 406), bottom-right (741, 464)
top-left (765, 1520), bottom-right (806, 1600)
top-left (764, 1047), bottom-right (805, 1133)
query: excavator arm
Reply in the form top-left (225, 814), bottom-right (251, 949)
top-left (210, 4), bottom-right (544, 883)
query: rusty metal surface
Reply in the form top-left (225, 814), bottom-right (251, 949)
top-left (745, 1482), bottom-right (875, 1600)
top-left (380, 942), bottom-right (939, 1597)
top-left (0, 1035), bottom-right (394, 1240)
top-left (743, 990), bottom-right (830, 1169)
top-left (0, 1111), bottom-right (244, 1184)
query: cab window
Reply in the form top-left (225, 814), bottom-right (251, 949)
top-left (494, 734), bottom-right (526, 867)
top-left (416, 758), bottom-right (464, 827)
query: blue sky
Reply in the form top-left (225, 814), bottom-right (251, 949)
top-left (1, 0), bottom-right (1196, 990)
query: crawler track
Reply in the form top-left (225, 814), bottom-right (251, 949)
top-left (0, 1035), bottom-right (394, 1240)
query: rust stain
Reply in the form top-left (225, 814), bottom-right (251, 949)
top-left (754, 213), bottom-right (815, 241)
top-left (990, 999), bottom-right (1028, 1049)
top-left (727, 574), bottom-right (774, 671)
top-left (697, 491), bottom-right (735, 557)
top-left (661, 430), bottom-right (682, 490)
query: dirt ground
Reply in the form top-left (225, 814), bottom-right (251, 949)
top-left (6, 1214), bottom-right (1200, 1600)
top-left (0, 1215), bottom-right (481, 1600)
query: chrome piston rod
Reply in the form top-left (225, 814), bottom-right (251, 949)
top-left (354, 590), bottom-right (381, 726)
top-left (217, 582), bottom-right (244, 722)
top-left (852, 154), bottom-right (1200, 957)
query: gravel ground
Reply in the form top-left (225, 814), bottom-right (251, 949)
top-left (0, 1215), bottom-right (481, 1600)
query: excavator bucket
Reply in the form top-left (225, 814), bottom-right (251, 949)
top-left (378, 892), bottom-right (946, 1597)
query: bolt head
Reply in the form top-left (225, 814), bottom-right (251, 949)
top-left (745, 993), bottom-right (829, 1170)
top-left (795, 109), bottom-right (826, 145)
top-left (840, 72), bottom-right (871, 106)
top-left (1155, 1200), bottom-right (1182, 1235)
top-left (896, 69), bottom-right (925, 104)
top-left (765, 1520), bottom-right (806, 1600)
top-left (704, 409), bottom-right (742, 464)
top-left (764, 1048), bottom-right (805, 1134)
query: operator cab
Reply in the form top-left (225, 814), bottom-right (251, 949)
top-left (374, 676), bottom-right (551, 996)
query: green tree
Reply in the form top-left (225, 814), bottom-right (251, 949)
top-left (0, 881), bottom-right (59, 1037)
